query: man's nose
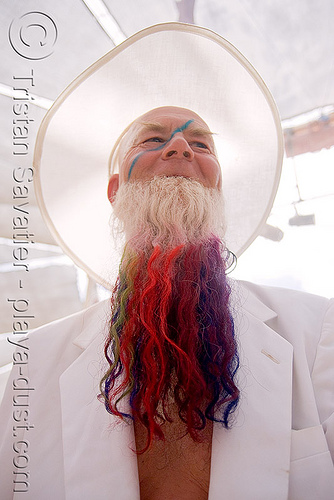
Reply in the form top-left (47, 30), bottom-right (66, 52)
top-left (162, 135), bottom-right (194, 161)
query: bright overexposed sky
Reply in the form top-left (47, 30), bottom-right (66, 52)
top-left (231, 146), bottom-right (334, 298)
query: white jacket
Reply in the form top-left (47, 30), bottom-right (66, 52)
top-left (0, 281), bottom-right (333, 499)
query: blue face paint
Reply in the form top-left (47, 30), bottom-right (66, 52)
top-left (127, 119), bottom-right (194, 180)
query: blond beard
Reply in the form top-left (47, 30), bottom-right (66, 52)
top-left (111, 175), bottom-right (226, 249)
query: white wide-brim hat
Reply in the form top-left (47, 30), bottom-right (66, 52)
top-left (34, 22), bottom-right (283, 290)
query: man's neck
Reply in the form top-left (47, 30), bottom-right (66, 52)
top-left (134, 405), bottom-right (213, 500)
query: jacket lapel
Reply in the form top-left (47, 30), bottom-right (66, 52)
top-left (59, 302), bottom-right (140, 500)
top-left (209, 282), bottom-right (293, 499)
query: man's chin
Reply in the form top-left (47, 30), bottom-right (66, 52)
top-left (147, 167), bottom-right (204, 185)
top-left (161, 173), bottom-right (206, 185)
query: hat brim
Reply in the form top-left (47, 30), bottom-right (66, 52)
top-left (34, 22), bottom-right (283, 290)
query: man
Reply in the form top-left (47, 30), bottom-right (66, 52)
top-left (103, 106), bottom-right (239, 498)
top-left (1, 23), bottom-right (334, 499)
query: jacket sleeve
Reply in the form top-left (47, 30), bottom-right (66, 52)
top-left (311, 298), bottom-right (334, 463)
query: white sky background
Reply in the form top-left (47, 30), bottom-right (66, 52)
top-left (231, 146), bottom-right (334, 298)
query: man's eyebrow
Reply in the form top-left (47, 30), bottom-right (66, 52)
top-left (188, 127), bottom-right (215, 138)
top-left (135, 121), bottom-right (167, 136)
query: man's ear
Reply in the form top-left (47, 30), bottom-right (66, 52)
top-left (107, 174), bottom-right (120, 204)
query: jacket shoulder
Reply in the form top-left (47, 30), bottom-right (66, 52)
top-left (236, 279), bottom-right (333, 372)
top-left (237, 279), bottom-right (331, 325)
top-left (29, 298), bottom-right (110, 342)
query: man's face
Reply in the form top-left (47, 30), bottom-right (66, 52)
top-left (108, 107), bottom-right (222, 201)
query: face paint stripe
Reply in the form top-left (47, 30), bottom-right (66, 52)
top-left (127, 119), bottom-right (195, 180)
top-left (169, 119), bottom-right (194, 140)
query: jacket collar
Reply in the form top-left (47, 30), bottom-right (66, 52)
top-left (231, 279), bottom-right (278, 323)
top-left (72, 298), bottom-right (110, 350)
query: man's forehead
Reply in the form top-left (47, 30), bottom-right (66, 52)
top-left (133, 107), bottom-right (211, 132)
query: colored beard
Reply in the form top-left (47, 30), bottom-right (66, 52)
top-left (100, 177), bottom-right (240, 452)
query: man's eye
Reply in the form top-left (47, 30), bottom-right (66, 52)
top-left (143, 137), bottom-right (165, 144)
top-left (193, 141), bottom-right (209, 149)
